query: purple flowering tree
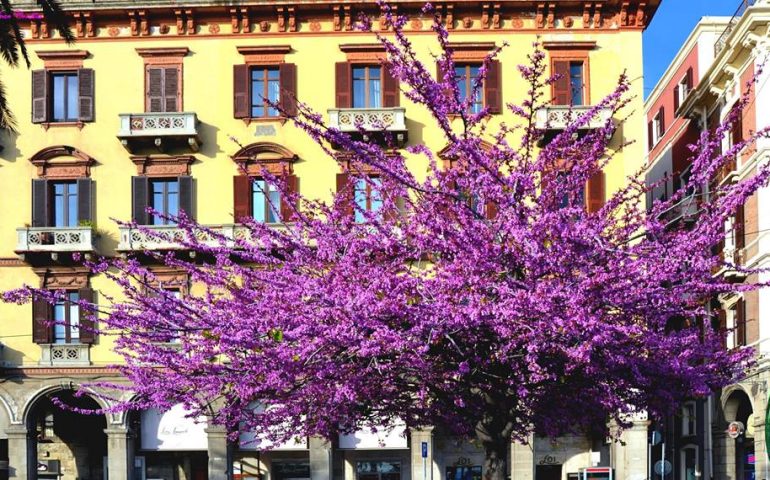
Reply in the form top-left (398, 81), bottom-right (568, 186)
top-left (5, 5), bottom-right (770, 480)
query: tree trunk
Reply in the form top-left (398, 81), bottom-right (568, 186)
top-left (482, 441), bottom-right (508, 480)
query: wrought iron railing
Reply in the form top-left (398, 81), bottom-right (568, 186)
top-left (715, 0), bottom-right (756, 56)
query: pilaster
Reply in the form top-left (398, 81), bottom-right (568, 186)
top-left (510, 436), bottom-right (534, 480)
top-left (309, 436), bottom-right (333, 480)
top-left (105, 427), bottom-right (134, 480)
top-left (6, 426), bottom-right (31, 480)
top-left (206, 426), bottom-right (230, 480)
top-left (410, 427), bottom-right (437, 480)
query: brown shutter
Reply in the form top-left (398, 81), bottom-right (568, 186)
top-left (233, 175), bottom-right (251, 221)
top-left (32, 179), bottom-right (49, 227)
top-left (586, 171), bottom-right (605, 213)
top-left (336, 173), bottom-right (353, 216)
top-left (735, 203), bottom-right (745, 251)
top-left (484, 60), bottom-right (502, 114)
top-left (32, 296), bottom-right (51, 344)
top-left (278, 63), bottom-right (298, 117)
top-left (686, 67), bottom-right (694, 90)
top-left (77, 178), bottom-right (93, 224)
top-left (553, 61), bottom-right (570, 105)
top-left (335, 62), bottom-right (352, 108)
top-left (485, 200), bottom-right (498, 220)
top-left (736, 299), bottom-right (746, 347)
top-left (382, 64), bottom-right (400, 108)
top-left (178, 176), bottom-right (194, 219)
top-left (132, 176), bottom-right (150, 225)
top-left (648, 121), bottom-right (654, 151)
top-left (32, 69), bottom-right (48, 123)
top-left (280, 175), bottom-right (299, 222)
top-left (658, 106), bottom-right (665, 137)
top-left (732, 107), bottom-right (743, 146)
top-left (233, 64), bottom-right (250, 118)
top-left (673, 85), bottom-right (680, 112)
top-left (78, 287), bottom-right (96, 344)
top-left (77, 68), bottom-right (94, 122)
top-left (147, 67), bottom-right (164, 113)
top-left (164, 66), bottom-right (180, 112)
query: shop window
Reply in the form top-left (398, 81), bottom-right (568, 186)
top-left (273, 462), bottom-right (310, 480)
top-left (354, 176), bottom-right (383, 223)
top-left (356, 461), bottom-right (401, 480)
top-left (251, 67), bottom-right (281, 118)
top-left (353, 65), bottom-right (382, 108)
top-left (446, 466), bottom-right (482, 480)
top-left (680, 445), bottom-right (698, 480)
top-left (681, 401), bottom-right (696, 436)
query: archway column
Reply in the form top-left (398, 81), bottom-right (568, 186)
top-left (206, 426), bottom-right (230, 480)
top-left (105, 427), bottom-right (134, 480)
top-left (6, 425), bottom-right (31, 480)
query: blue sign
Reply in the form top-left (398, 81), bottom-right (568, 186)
top-left (421, 442), bottom-right (428, 458)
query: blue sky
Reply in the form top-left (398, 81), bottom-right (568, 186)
top-left (643, 0), bottom-right (740, 98)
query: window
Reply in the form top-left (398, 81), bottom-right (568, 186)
top-left (51, 181), bottom-right (79, 227)
top-left (51, 72), bottom-right (79, 122)
top-left (160, 288), bottom-right (182, 344)
top-left (681, 401), bottom-right (696, 436)
top-left (150, 179), bottom-right (179, 226)
top-left (52, 291), bottom-right (80, 344)
top-left (446, 466), bottom-right (482, 480)
top-left (356, 462), bottom-right (401, 480)
top-left (252, 178), bottom-right (282, 223)
top-left (454, 64), bottom-right (483, 113)
top-left (352, 66), bottom-right (382, 108)
top-left (649, 108), bottom-right (664, 149)
top-left (146, 66), bottom-right (181, 113)
top-left (354, 176), bottom-right (383, 223)
top-left (251, 67), bottom-right (280, 118)
top-left (272, 462), bottom-right (310, 480)
top-left (569, 62), bottom-right (584, 106)
top-left (674, 68), bottom-right (694, 112)
top-left (681, 445), bottom-right (698, 480)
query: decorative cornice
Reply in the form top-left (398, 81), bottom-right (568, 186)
top-left (131, 155), bottom-right (195, 176)
top-left (33, 266), bottom-right (90, 289)
top-left (29, 146), bottom-right (95, 178)
top-left (339, 43), bottom-right (386, 52)
top-left (5, 367), bottom-right (121, 376)
top-left (542, 40), bottom-right (597, 50)
top-left (237, 45), bottom-right (292, 55)
top-left (36, 50), bottom-right (89, 60)
top-left (232, 142), bottom-right (298, 175)
top-left (135, 47), bottom-right (190, 58)
top-left (0, 258), bottom-right (26, 267)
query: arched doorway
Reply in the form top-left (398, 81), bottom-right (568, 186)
top-left (724, 389), bottom-right (755, 480)
top-left (26, 389), bottom-right (107, 480)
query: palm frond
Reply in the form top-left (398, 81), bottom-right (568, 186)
top-left (38, 0), bottom-right (75, 43)
top-left (0, 0), bottom-right (29, 68)
top-left (0, 72), bottom-right (19, 133)
top-left (0, 21), bottom-right (19, 67)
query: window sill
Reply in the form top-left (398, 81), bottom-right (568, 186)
top-left (241, 116), bottom-right (289, 126)
top-left (37, 121), bottom-right (86, 131)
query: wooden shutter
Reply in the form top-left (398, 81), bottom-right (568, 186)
top-left (732, 107), bottom-right (743, 146)
top-left (279, 63), bottom-right (298, 117)
top-left (484, 60), bottom-right (502, 114)
top-left (233, 175), bottom-right (252, 221)
top-left (77, 178), bottom-right (93, 223)
top-left (717, 308), bottom-right (727, 348)
top-left (335, 62), bottom-right (352, 108)
top-left (147, 67), bottom-right (164, 113)
top-left (673, 85), bottom-right (680, 112)
top-left (736, 299), bottom-right (746, 347)
top-left (131, 176), bottom-right (150, 225)
top-left (178, 176), bottom-right (194, 219)
top-left (336, 173), bottom-right (353, 216)
top-left (164, 66), bottom-right (180, 112)
top-left (658, 106), bottom-right (665, 137)
top-left (32, 297), bottom-right (51, 344)
top-left (553, 61), bottom-right (570, 105)
top-left (648, 121), bottom-right (654, 151)
top-left (32, 69), bottom-right (48, 123)
top-left (280, 175), bottom-right (298, 221)
top-left (78, 287), bottom-right (96, 344)
top-left (32, 179), bottom-right (49, 227)
top-left (382, 64), bottom-right (400, 108)
top-left (586, 171), bottom-right (605, 214)
top-left (735, 203), bottom-right (745, 251)
top-left (77, 68), bottom-right (95, 122)
top-left (686, 67), bottom-right (694, 90)
top-left (233, 64), bottom-right (250, 118)
top-left (485, 200), bottom-right (498, 220)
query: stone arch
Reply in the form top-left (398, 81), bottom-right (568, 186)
top-left (231, 142), bottom-right (299, 175)
top-left (722, 385), bottom-right (754, 425)
top-left (28, 145), bottom-right (96, 178)
top-left (21, 383), bottom-right (110, 427)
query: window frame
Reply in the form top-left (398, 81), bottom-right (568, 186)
top-left (251, 177), bottom-right (283, 224)
top-left (149, 178), bottom-right (180, 226)
top-left (353, 175), bottom-right (383, 223)
top-left (652, 112), bottom-right (663, 146)
top-left (454, 63), bottom-right (484, 113)
top-left (568, 60), bottom-right (585, 106)
top-left (250, 65), bottom-right (281, 118)
top-left (49, 71), bottom-right (79, 123)
top-left (680, 444), bottom-right (699, 480)
top-left (52, 290), bottom-right (80, 344)
top-left (50, 180), bottom-right (79, 227)
top-left (680, 401), bottom-right (697, 436)
top-left (355, 461), bottom-right (401, 480)
top-left (351, 64), bottom-right (383, 109)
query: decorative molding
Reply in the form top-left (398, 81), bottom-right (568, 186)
top-left (8, 367), bottom-right (121, 376)
top-left (135, 47), bottom-right (189, 58)
top-left (340, 43), bottom-right (387, 62)
top-left (0, 258), bottom-right (26, 267)
top-left (446, 42), bottom-right (497, 61)
top-left (547, 3), bottom-right (556, 29)
top-left (236, 45), bottom-right (292, 65)
top-left (36, 50), bottom-right (89, 69)
top-left (29, 146), bottom-right (95, 178)
top-left (336, 151), bottom-right (400, 175)
top-left (536, 3), bottom-right (545, 28)
top-left (34, 267), bottom-right (90, 289)
top-left (147, 268), bottom-right (189, 292)
top-left (231, 142), bottom-right (298, 176)
top-left (131, 155), bottom-right (195, 176)
top-left (542, 40), bottom-right (598, 50)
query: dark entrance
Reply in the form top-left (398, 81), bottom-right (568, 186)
top-left (535, 465), bottom-right (562, 480)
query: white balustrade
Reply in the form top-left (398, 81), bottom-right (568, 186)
top-left (39, 344), bottom-right (90, 366)
top-left (117, 224), bottom-right (259, 251)
top-left (328, 107), bottom-right (407, 133)
top-left (118, 111), bottom-right (198, 137)
top-left (534, 105), bottom-right (613, 131)
top-left (16, 226), bottom-right (94, 252)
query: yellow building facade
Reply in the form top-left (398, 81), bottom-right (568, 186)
top-left (0, 2), bottom-right (657, 480)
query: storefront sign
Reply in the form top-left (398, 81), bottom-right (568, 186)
top-left (140, 404), bottom-right (208, 451)
top-left (338, 422), bottom-right (408, 449)
top-left (239, 430), bottom-right (308, 450)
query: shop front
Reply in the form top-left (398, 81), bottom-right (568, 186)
top-left (234, 425), bottom-right (310, 480)
top-left (135, 404), bottom-right (209, 480)
top-left (338, 424), bottom-right (411, 480)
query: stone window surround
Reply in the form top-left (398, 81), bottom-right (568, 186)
top-left (30, 146), bottom-right (96, 179)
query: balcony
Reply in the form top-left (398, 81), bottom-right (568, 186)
top-left (39, 343), bottom-right (90, 366)
top-left (327, 107), bottom-right (407, 147)
top-left (117, 112), bottom-right (200, 153)
top-left (535, 105), bottom-right (613, 131)
top-left (16, 226), bottom-right (95, 255)
top-left (117, 224), bottom-right (254, 251)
